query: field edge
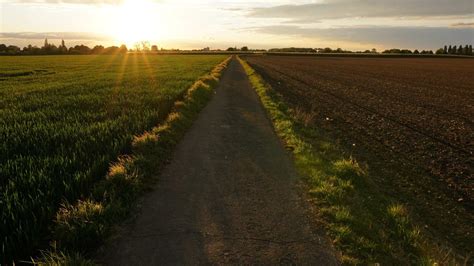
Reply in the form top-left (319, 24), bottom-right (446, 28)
top-left (30, 56), bottom-right (232, 264)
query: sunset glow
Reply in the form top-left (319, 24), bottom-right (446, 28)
top-left (110, 0), bottom-right (162, 46)
top-left (1, 0), bottom-right (473, 50)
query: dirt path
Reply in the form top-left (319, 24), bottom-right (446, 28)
top-left (99, 58), bottom-right (338, 265)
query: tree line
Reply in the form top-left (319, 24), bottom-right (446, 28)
top-left (0, 39), bottom-right (131, 55)
top-left (437, 45), bottom-right (473, 55)
top-left (1, 40), bottom-right (472, 56)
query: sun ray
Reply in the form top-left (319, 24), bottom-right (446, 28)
top-left (106, 52), bottom-right (129, 118)
top-left (140, 52), bottom-right (156, 84)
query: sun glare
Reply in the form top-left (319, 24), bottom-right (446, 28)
top-left (111, 0), bottom-right (162, 47)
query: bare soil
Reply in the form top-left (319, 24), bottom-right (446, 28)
top-left (98, 58), bottom-right (338, 265)
top-left (245, 55), bottom-right (474, 254)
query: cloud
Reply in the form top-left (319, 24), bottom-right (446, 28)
top-left (0, 32), bottom-right (110, 40)
top-left (251, 25), bottom-right (474, 49)
top-left (451, 22), bottom-right (474, 27)
top-left (250, 0), bottom-right (474, 21)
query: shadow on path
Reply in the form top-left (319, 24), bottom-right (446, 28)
top-left (99, 58), bottom-right (338, 265)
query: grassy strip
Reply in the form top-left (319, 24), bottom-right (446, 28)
top-left (31, 56), bottom-right (231, 264)
top-left (238, 56), bottom-right (435, 264)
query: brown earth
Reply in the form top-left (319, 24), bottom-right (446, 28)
top-left (244, 55), bottom-right (474, 254)
top-left (98, 58), bottom-right (338, 265)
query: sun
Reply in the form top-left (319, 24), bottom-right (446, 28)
top-left (111, 0), bottom-right (162, 47)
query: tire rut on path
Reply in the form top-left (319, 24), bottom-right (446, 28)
top-left (99, 57), bottom-right (338, 265)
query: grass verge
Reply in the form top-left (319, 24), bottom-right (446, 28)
top-left (237, 56), bottom-right (439, 264)
top-left (30, 56), bottom-right (231, 265)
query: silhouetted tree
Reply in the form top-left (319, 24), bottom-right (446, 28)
top-left (444, 45), bottom-right (448, 54)
top-left (69, 44), bottom-right (91, 54)
top-left (119, 44), bottom-right (128, 54)
top-left (151, 45), bottom-right (158, 52)
top-left (453, 45), bottom-right (457, 54)
top-left (414, 49), bottom-right (420, 54)
top-left (469, 45), bottom-right (473, 55)
top-left (141, 41), bottom-right (150, 52)
top-left (457, 45), bottom-right (463, 54)
top-left (448, 45), bottom-right (452, 54)
top-left (103, 46), bottom-right (119, 54)
top-left (241, 46), bottom-right (249, 51)
top-left (59, 39), bottom-right (68, 53)
top-left (92, 45), bottom-right (105, 54)
top-left (0, 44), bottom-right (21, 54)
top-left (435, 48), bottom-right (444, 54)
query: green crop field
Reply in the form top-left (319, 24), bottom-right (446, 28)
top-left (0, 54), bottom-right (226, 260)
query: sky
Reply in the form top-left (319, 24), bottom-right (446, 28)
top-left (0, 0), bottom-right (473, 50)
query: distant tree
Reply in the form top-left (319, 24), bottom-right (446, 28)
top-left (133, 43), bottom-right (141, 52)
top-left (69, 44), bottom-right (91, 55)
top-left (452, 45), bottom-right (457, 54)
top-left (0, 44), bottom-right (7, 54)
top-left (119, 44), bottom-right (128, 54)
top-left (92, 45), bottom-right (105, 54)
top-left (383, 48), bottom-right (401, 54)
top-left (322, 47), bottom-right (332, 53)
top-left (151, 45), bottom-right (158, 52)
top-left (10, 45), bottom-right (21, 54)
top-left (140, 41), bottom-right (150, 52)
top-left (22, 44), bottom-right (42, 55)
top-left (414, 49), bottom-right (420, 54)
top-left (241, 46), bottom-right (249, 51)
top-left (448, 45), bottom-right (452, 54)
top-left (44, 38), bottom-right (49, 48)
top-left (444, 45), bottom-right (448, 54)
top-left (226, 47), bottom-right (237, 51)
top-left (435, 48), bottom-right (444, 54)
top-left (457, 45), bottom-right (463, 54)
top-left (59, 39), bottom-right (68, 53)
top-left (371, 48), bottom-right (377, 53)
top-left (103, 46), bottom-right (119, 54)
top-left (469, 45), bottom-right (473, 55)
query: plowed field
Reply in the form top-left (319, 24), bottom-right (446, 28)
top-left (245, 55), bottom-right (474, 252)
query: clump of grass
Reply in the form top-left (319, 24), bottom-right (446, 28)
top-left (238, 56), bottom-right (429, 264)
top-left (32, 56), bottom-right (232, 263)
top-left (30, 250), bottom-right (95, 266)
top-left (387, 204), bottom-right (421, 249)
top-left (54, 200), bottom-right (106, 250)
